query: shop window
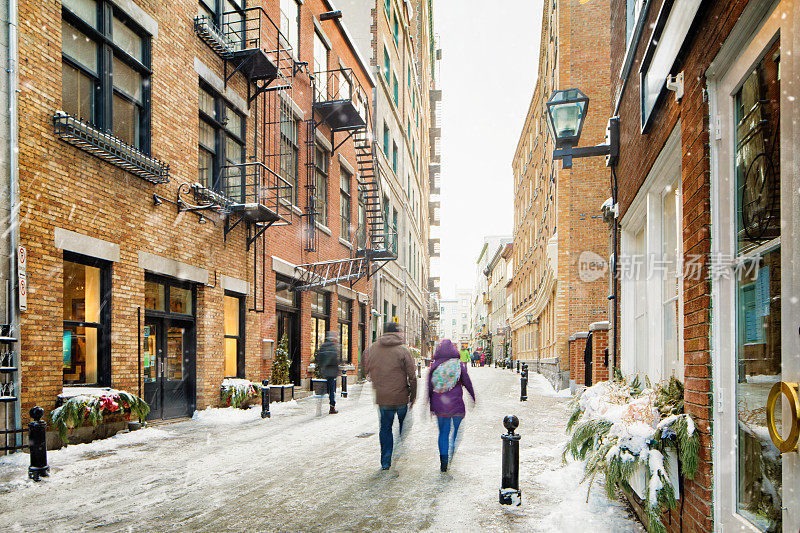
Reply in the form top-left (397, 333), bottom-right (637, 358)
top-left (338, 298), bottom-right (352, 363)
top-left (310, 291), bottom-right (329, 358)
top-left (61, 0), bottom-right (151, 150)
top-left (224, 294), bottom-right (244, 378)
top-left (63, 255), bottom-right (110, 386)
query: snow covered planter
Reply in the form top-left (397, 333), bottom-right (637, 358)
top-left (563, 376), bottom-right (699, 533)
top-left (220, 378), bottom-right (260, 409)
top-left (49, 389), bottom-right (150, 443)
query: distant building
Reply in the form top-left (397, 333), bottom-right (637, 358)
top-left (485, 243), bottom-right (513, 361)
top-left (470, 235), bottom-right (511, 355)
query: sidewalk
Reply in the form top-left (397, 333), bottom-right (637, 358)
top-left (0, 367), bottom-right (643, 532)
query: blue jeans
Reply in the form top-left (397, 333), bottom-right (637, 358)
top-left (326, 377), bottom-right (337, 406)
top-left (437, 416), bottom-right (463, 457)
top-left (378, 405), bottom-right (408, 468)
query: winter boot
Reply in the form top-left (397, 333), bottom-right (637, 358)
top-left (329, 405), bottom-right (338, 414)
top-left (440, 455), bottom-right (448, 472)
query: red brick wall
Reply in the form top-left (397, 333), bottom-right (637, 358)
top-left (569, 335), bottom-right (587, 386)
top-left (590, 327), bottom-right (609, 384)
top-left (610, 1), bottom-right (756, 530)
top-left (17, 0), bottom-right (373, 421)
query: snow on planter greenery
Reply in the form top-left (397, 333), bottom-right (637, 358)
top-left (49, 390), bottom-right (150, 442)
top-left (220, 378), bottom-right (260, 408)
top-left (563, 375), bottom-right (699, 533)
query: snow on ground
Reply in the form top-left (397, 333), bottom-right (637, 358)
top-left (0, 367), bottom-right (642, 532)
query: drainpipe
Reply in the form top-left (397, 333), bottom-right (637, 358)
top-left (8, 0), bottom-right (20, 445)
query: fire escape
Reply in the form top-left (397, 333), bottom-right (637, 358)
top-left (294, 68), bottom-right (396, 291)
top-left (194, 7), bottom-right (294, 311)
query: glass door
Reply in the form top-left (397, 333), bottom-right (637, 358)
top-left (143, 319), bottom-right (162, 420)
top-left (711, 4), bottom-right (799, 530)
top-left (162, 322), bottom-right (194, 419)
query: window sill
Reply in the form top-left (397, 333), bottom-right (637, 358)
top-left (339, 237), bottom-right (352, 249)
top-left (316, 222), bottom-right (332, 236)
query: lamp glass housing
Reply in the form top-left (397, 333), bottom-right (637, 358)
top-left (546, 89), bottom-right (589, 149)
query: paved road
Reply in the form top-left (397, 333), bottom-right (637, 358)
top-left (0, 367), bottom-right (642, 532)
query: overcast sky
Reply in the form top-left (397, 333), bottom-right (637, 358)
top-left (433, 0), bottom-right (544, 299)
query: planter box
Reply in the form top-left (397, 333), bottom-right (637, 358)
top-left (269, 384), bottom-right (294, 402)
top-left (311, 379), bottom-right (328, 396)
top-left (46, 411), bottom-right (128, 450)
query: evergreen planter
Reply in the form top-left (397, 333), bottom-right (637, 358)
top-left (311, 378), bottom-right (327, 396)
top-left (269, 384), bottom-right (294, 402)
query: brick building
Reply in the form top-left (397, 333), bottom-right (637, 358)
top-left (11, 0), bottom-right (395, 433)
top-left (509, 0), bottom-right (611, 389)
top-left (609, 0), bottom-right (800, 530)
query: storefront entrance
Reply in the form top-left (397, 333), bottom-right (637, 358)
top-left (276, 277), bottom-right (301, 386)
top-left (710, 3), bottom-right (799, 530)
top-left (143, 276), bottom-right (196, 420)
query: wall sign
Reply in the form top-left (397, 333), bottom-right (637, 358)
top-left (18, 245), bottom-right (26, 312)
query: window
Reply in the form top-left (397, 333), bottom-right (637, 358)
top-left (62, 0), bottom-right (151, 150)
top-left (313, 31), bottom-right (329, 99)
top-left (393, 73), bottom-right (399, 105)
top-left (63, 254), bottom-right (110, 386)
top-left (383, 124), bottom-right (390, 156)
top-left (198, 83), bottom-right (245, 199)
top-left (310, 291), bottom-right (329, 358)
top-left (279, 0), bottom-right (300, 56)
top-left (314, 146), bottom-right (329, 223)
top-left (384, 0), bottom-right (391, 16)
top-left (407, 65), bottom-right (411, 88)
top-left (383, 46), bottom-right (391, 85)
top-left (357, 199), bottom-right (367, 249)
top-left (338, 298), bottom-right (352, 363)
top-left (393, 10), bottom-right (399, 47)
top-left (392, 142), bottom-right (398, 173)
top-left (224, 294), bottom-right (244, 378)
top-left (340, 167), bottom-right (352, 240)
top-left (279, 99), bottom-right (299, 203)
top-left (392, 208), bottom-right (398, 254)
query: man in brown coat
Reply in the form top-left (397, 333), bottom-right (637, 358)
top-left (365, 321), bottom-right (417, 470)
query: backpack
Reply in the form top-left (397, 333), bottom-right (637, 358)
top-left (431, 359), bottom-right (461, 393)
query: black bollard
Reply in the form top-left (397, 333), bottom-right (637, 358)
top-left (261, 380), bottom-right (271, 419)
top-left (516, 361), bottom-right (520, 373)
top-left (28, 407), bottom-right (49, 481)
top-left (520, 365), bottom-right (528, 402)
top-left (499, 415), bottom-right (522, 505)
top-left (341, 370), bottom-right (348, 398)
top-left (417, 361), bottom-right (421, 378)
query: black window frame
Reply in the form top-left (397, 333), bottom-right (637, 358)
top-left (279, 99), bottom-right (300, 204)
top-left (338, 298), bottom-right (352, 364)
top-left (62, 251), bottom-right (112, 387)
top-left (340, 166), bottom-right (352, 240)
top-left (61, 0), bottom-right (153, 153)
top-left (310, 291), bottom-right (330, 359)
top-left (314, 145), bottom-right (329, 224)
top-left (223, 291), bottom-right (246, 379)
top-left (199, 0), bottom-right (245, 29)
top-left (198, 80), bottom-right (246, 195)
top-left (144, 274), bottom-right (198, 320)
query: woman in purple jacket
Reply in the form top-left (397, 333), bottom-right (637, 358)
top-left (428, 339), bottom-right (476, 472)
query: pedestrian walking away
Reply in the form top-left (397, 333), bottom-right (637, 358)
top-left (315, 331), bottom-right (341, 414)
top-left (471, 349), bottom-right (479, 367)
top-left (428, 339), bottom-right (475, 473)
top-left (365, 322), bottom-right (417, 470)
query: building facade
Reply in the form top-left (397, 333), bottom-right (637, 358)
top-left (509, 0), bottom-right (611, 388)
top-left (437, 288), bottom-right (469, 346)
top-left (16, 0), bottom-right (389, 432)
top-left (470, 235), bottom-right (510, 356)
top-left (610, 0), bottom-right (800, 530)
top-left (337, 0), bottom-right (438, 354)
top-left (485, 242), bottom-right (512, 362)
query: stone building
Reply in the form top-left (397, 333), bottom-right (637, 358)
top-left (470, 235), bottom-right (510, 356)
top-left (509, 0), bottom-right (611, 388)
top-left (336, 0), bottom-right (438, 354)
top-left (609, 0), bottom-right (800, 529)
top-left (485, 242), bottom-right (512, 362)
top-left (15, 0), bottom-right (390, 429)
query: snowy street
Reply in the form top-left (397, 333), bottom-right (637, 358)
top-left (0, 367), bottom-right (643, 532)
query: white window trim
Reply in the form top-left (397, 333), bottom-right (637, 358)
top-left (620, 124), bottom-right (683, 383)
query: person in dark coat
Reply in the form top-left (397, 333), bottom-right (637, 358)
top-left (315, 331), bottom-right (341, 414)
top-left (428, 339), bottom-right (476, 472)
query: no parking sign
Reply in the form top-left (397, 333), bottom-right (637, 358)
top-left (18, 245), bottom-right (26, 312)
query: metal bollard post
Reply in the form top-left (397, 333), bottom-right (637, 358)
top-left (28, 407), bottom-right (49, 481)
top-left (516, 361), bottom-right (520, 373)
top-left (417, 361), bottom-right (422, 378)
top-left (261, 380), bottom-right (271, 419)
top-left (520, 365), bottom-right (528, 402)
top-left (341, 370), bottom-right (348, 398)
top-left (499, 415), bottom-right (522, 505)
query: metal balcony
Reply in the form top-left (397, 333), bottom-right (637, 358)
top-left (53, 112), bottom-right (169, 184)
top-left (428, 276), bottom-right (440, 293)
top-left (313, 68), bottom-right (368, 132)
top-left (429, 200), bottom-right (441, 226)
top-left (222, 162), bottom-right (293, 248)
top-left (429, 165), bottom-right (441, 195)
top-left (194, 15), bottom-right (234, 57)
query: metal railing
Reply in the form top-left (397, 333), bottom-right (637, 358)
top-left (221, 162), bottom-right (293, 224)
top-left (53, 112), bottom-right (170, 184)
top-left (313, 67), bottom-right (369, 115)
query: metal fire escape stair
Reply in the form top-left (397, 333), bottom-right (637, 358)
top-left (295, 70), bottom-right (397, 291)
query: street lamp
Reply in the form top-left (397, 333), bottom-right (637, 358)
top-left (545, 89), bottom-right (618, 170)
